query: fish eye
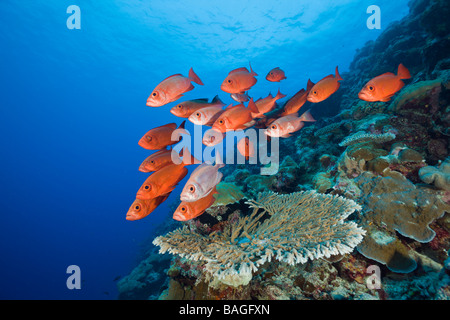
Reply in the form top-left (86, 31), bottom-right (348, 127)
top-left (313, 90), bottom-right (317, 95)
top-left (219, 120), bottom-right (224, 124)
top-left (271, 124), bottom-right (277, 130)
top-left (144, 185), bottom-right (151, 190)
top-left (180, 206), bottom-right (186, 212)
top-left (196, 112), bottom-right (200, 117)
top-left (134, 205), bottom-right (140, 211)
top-left (152, 92), bottom-right (157, 97)
top-left (227, 79), bottom-right (232, 84)
top-left (368, 86), bottom-right (374, 91)
top-left (189, 185), bottom-right (195, 193)
top-left (150, 160), bottom-right (154, 164)
top-left (177, 105), bottom-right (182, 109)
top-left (270, 72), bottom-right (273, 75)
top-left (147, 136), bottom-right (152, 141)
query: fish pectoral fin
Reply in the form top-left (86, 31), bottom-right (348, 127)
top-left (170, 94), bottom-right (185, 103)
top-left (280, 133), bottom-right (292, 138)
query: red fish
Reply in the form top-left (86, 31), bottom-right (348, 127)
top-left (266, 67), bottom-right (287, 82)
top-left (221, 64), bottom-right (258, 94)
top-left (237, 137), bottom-right (255, 160)
top-left (189, 106), bottom-right (224, 126)
top-left (202, 128), bottom-right (225, 146)
top-left (139, 149), bottom-right (174, 172)
top-left (170, 95), bottom-right (225, 118)
top-left (279, 79), bottom-right (314, 117)
top-left (358, 63), bottom-right (411, 102)
top-left (126, 195), bottom-right (169, 221)
top-left (264, 110), bottom-right (316, 138)
top-left (212, 99), bottom-right (258, 133)
top-left (307, 67), bottom-right (343, 103)
top-left (136, 148), bottom-right (198, 200)
top-left (146, 68), bottom-right (203, 107)
top-left (138, 121), bottom-right (186, 150)
top-left (252, 89), bottom-right (286, 118)
top-left (173, 187), bottom-right (218, 221)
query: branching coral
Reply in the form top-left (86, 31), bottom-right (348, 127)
top-left (153, 191), bottom-right (365, 287)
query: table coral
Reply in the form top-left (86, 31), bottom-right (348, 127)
top-left (153, 191), bottom-right (365, 287)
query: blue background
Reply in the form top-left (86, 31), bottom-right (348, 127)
top-left (0, 0), bottom-right (408, 299)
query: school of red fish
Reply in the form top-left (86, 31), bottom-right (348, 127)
top-left (126, 63), bottom-right (411, 221)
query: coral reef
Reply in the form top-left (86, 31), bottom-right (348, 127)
top-left (153, 191), bottom-right (364, 288)
top-left (119, 0), bottom-right (450, 300)
top-left (419, 157), bottom-right (450, 191)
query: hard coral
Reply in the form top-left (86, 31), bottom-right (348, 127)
top-left (153, 191), bottom-right (365, 288)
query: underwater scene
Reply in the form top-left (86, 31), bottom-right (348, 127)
top-left (1, 0), bottom-right (450, 303)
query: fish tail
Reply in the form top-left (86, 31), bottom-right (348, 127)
top-left (249, 62), bottom-right (258, 76)
top-left (306, 79), bottom-right (315, 91)
top-left (214, 151), bottom-right (225, 168)
top-left (335, 66), bottom-right (343, 81)
top-left (397, 63), bottom-right (411, 80)
top-left (275, 88), bottom-right (287, 100)
top-left (248, 97), bottom-right (259, 114)
top-left (188, 68), bottom-right (204, 85)
top-left (299, 109), bottom-right (316, 122)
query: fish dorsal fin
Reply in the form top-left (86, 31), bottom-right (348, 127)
top-left (191, 98), bottom-right (209, 103)
top-left (162, 74), bottom-right (183, 81)
top-left (379, 72), bottom-right (395, 77)
top-left (323, 74), bottom-right (334, 80)
top-left (306, 79), bottom-right (315, 91)
top-left (158, 123), bottom-right (177, 130)
top-left (229, 67), bottom-right (249, 75)
top-left (211, 95), bottom-right (225, 106)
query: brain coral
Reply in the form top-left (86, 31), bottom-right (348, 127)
top-left (153, 191), bottom-right (365, 287)
top-left (355, 169), bottom-right (450, 273)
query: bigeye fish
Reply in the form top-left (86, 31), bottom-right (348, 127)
top-left (264, 110), bottom-right (316, 138)
top-left (307, 66), bottom-right (343, 103)
top-left (358, 63), bottom-right (411, 102)
top-left (138, 121), bottom-right (186, 150)
top-left (188, 106), bottom-right (224, 126)
top-left (126, 195), bottom-right (169, 221)
top-left (221, 64), bottom-right (258, 94)
top-left (212, 99), bottom-right (258, 133)
top-left (279, 79), bottom-right (314, 117)
top-left (230, 91), bottom-right (250, 103)
top-left (237, 137), bottom-right (255, 160)
top-left (170, 95), bottom-right (225, 118)
top-left (136, 148), bottom-right (198, 200)
top-left (180, 155), bottom-right (224, 202)
top-left (139, 149), bottom-right (174, 172)
top-left (173, 187), bottom-right (218, 221)
top-left (146, 68), bottom-right (203, 107)
top-left (252, 89), bottom-right (286, 118)
top-left (266, 67), bottom-right (287, 82)
top-left (202, 128), bottom-right (225, 146)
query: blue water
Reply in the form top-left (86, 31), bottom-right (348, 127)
top-left (0, 0), bottom-right (409, 299)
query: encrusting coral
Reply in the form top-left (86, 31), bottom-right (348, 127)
top-left (153, 191), bottom-right (365, 287)
top-left (355, 169), bottom-right (450, 273)
top-left (419, 157), bottom-right (450, 191)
